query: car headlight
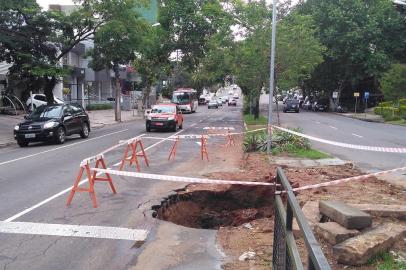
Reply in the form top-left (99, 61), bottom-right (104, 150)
top-left (44, 121), bottom-right (58, 129)
top-left (14, 125), bottom-right (19, 131)
top-left (167, 116), bottom-right (175, 121)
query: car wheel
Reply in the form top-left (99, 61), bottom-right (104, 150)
top-left (80, 123), bottom-right (89, 138)
top-left (171, 123), bottom-right (177, 132)
top-left (17, 140), bottom-right (29, 147)
top-left (55, 127), bottom-right (66, 144)
top-left (146, 124), bottom-right (151, 132)
top-left (296, 110), bottom-right (299, 113)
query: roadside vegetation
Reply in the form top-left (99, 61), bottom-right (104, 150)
top-left (243, 125), bottom-right (329, 160)
top-left (373, 99), bottom-right (406, 122)
top-left (368, 251), bottom-right (406, 270)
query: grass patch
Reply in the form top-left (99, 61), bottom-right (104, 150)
top-left (368, 252), bottom-right (406, 270)
top-left (244, 114), bottom-right (268, 125)
top-left (272, 144), bottom-right (330, 159)
top-left (86, 103), bottom-right (113, 111)
top-left (386, 119), bottom-right (406, 127)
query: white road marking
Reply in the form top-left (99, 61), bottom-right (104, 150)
top-left (4, 130), bottom-right (184, 222)
top-left (352, 133), bottom-right (363, 138)
top-left (315, 121), bottom-right (321, 124)
top-left (0, 221), bottom-right (148, 242)
top-left (0, 129), bottom-right (128, 167)
top-left (329, 125), bottom-right (338, 130)
top-left (190, 123), bottom-right (197, 127)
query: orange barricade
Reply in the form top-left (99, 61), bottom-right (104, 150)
top-left (200, 135), bottom-right (209, 161)
top-left (66, 155), bottom-right (116, 208)
top-left (168, 136), bottom-right (180, 160)
top-left (224, 128), bottom-right (235, 147)
top-left (119, 139), bottom-right (149, 172)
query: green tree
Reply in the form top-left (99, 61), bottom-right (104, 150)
top-left (380, 64), bottom-right (406, 101)
top-left (88, 5), bottom-right (146, 121)
top-left (299, 0), bottom-right (406, 106)
top-left (0, 0), bottom-right (144, 104)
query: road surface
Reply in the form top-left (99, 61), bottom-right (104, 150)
top-left (0, 104), bottom-right (243, 270)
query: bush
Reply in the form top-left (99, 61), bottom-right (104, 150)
top-left (378, 101), bottom-right (393, 107)
top-left (243, 128), bottom-right (310, 153)
top-left (400, 106), bottom-right (406, 120)
top-left (86, 103), bottom-right (113, 110)
top-left (374, 107), bottom-right (383, 115)
top-left (399, 99), bottom-right (406, 106)
top-left (381, 107), bottom-right (400, 121)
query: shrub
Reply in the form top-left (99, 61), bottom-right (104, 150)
top-left (378, 101), bottom-right (393, 107)
top-left (400, 106), bottom-right (406, 120)
top-left (86, 103), bottom-right (113, 110)
top-left (399, 99), bottom-right (406, 106)
top-left (381, 107), bottom-right (400, 121)
top-left (374, 107), bottom-right (383, 115)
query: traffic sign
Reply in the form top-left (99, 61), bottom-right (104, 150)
top-left (332, 92), bottom-right (338, 99)
top-left (354, 92), bottom-right (360, 97)
top-left (364, 91), bottom-right (370, 100)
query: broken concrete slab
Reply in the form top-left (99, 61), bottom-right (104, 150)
top-left (319, 201), bottom-right (372, 230)
top-left (314, 222), bottom-right (359, 245)
top-left (333, 223), bottom-right (406, 266)
top-left (293, 201), bottom-right (320, 237)
top-left (349, 204), bottom-right (406, 220)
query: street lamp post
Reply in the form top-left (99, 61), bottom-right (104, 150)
top-left (267, 0), bottom-right (277, 154)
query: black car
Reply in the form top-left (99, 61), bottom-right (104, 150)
top-left (283, 99), bottom-right (299, 113)
top-left (312, 99), bottom-right (329, 112)
top-left (228, 99), bottom-right (237, 106)
top-left (14, 104), bottom-right (90, 147)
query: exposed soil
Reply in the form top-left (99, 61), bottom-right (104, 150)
top-left (152, 133), bottom-right (406, 269)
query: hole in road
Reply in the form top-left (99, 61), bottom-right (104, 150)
top-left (152, 185), bottom-right (275, 229)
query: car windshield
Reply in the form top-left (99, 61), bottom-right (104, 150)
top-left (172, 93), bottom-right (190, 104)
top-left (30, 105), bottom-right (63, 121)
top-left (151, 106), bottom-right (175, 113)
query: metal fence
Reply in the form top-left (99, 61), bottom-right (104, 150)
top-left (272, 167), bottom-right (331, 270)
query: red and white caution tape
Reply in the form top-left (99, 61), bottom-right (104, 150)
top-left (91, 168), bottom-right (277, 186)
top-left (80, 154), bottom-right (104, 167)
top-left (273, 166), bottom-right (406, 194)
top-left (273, 126), bottom-right (406, 154)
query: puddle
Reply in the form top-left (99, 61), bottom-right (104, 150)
top-left (152, 185), bottom-right (275, 229)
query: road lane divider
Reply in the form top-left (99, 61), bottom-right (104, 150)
top-left (0, 221), bottom-right (149, 242)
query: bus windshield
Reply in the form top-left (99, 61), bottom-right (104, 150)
top-left (172, 92), bottom-right (191, 104)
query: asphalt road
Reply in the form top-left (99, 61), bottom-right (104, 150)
top-left (0, 103), bottom-right (243, 270)
top-left (269, 103), bottom-right (406, 172)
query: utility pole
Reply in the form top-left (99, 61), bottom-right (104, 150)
top-left (267, 0), bottom-right (277, 154)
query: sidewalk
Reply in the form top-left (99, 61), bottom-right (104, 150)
top-left (337, 112), bottom-right (384, 123)
top-left (87, 109), bottom-right (143, 129)
top-left (0, 110), bottom-right (143, 148)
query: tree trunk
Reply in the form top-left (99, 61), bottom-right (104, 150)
top-left (113, 63), bottom-right (121, 122)
top-left (142, 81), bottom-right (152, 109)
top-left (44, 76), bottom-right (57, 105)
top-left (254, 95), bottom-right (260, 119)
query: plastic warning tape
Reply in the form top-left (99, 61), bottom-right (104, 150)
top-left (91, 168), bottom-right (277, 186)
top-left (274, 166), bottom-right (406, 194)
top-left (273, 126), bottom-right (406, 153)
top-left (80, 154), bottom-right (104, 167)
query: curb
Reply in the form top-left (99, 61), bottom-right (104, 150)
top-left (333, 112), bottom-right (384, 123)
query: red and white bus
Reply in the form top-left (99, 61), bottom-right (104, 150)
top-left (171, 88), bottom-right (198, 113)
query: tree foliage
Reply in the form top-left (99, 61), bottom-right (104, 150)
top-left (380, 64), bottom-right (406, 101)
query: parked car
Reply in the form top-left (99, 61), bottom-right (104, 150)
top-left (222, 96), bottom-right (229, 102)
top-left (14, 104), bottom-right (90, 147)
top-left (208, 100), bottom-right (219, 109)
top-left (312, 99), bottom-right (329, 112)
top-left (216, 99), bottom-right (223, 106)
top-left (283, 99), bottom-right (300, 113)
top-left (26, 94), bottom-right (64, 110)
top-left (145, 104), bottom-right (183, 132)
top-left (233, 93), bottom-right (239, 99)
top-left (228, 99), bottom-right (237, 106)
